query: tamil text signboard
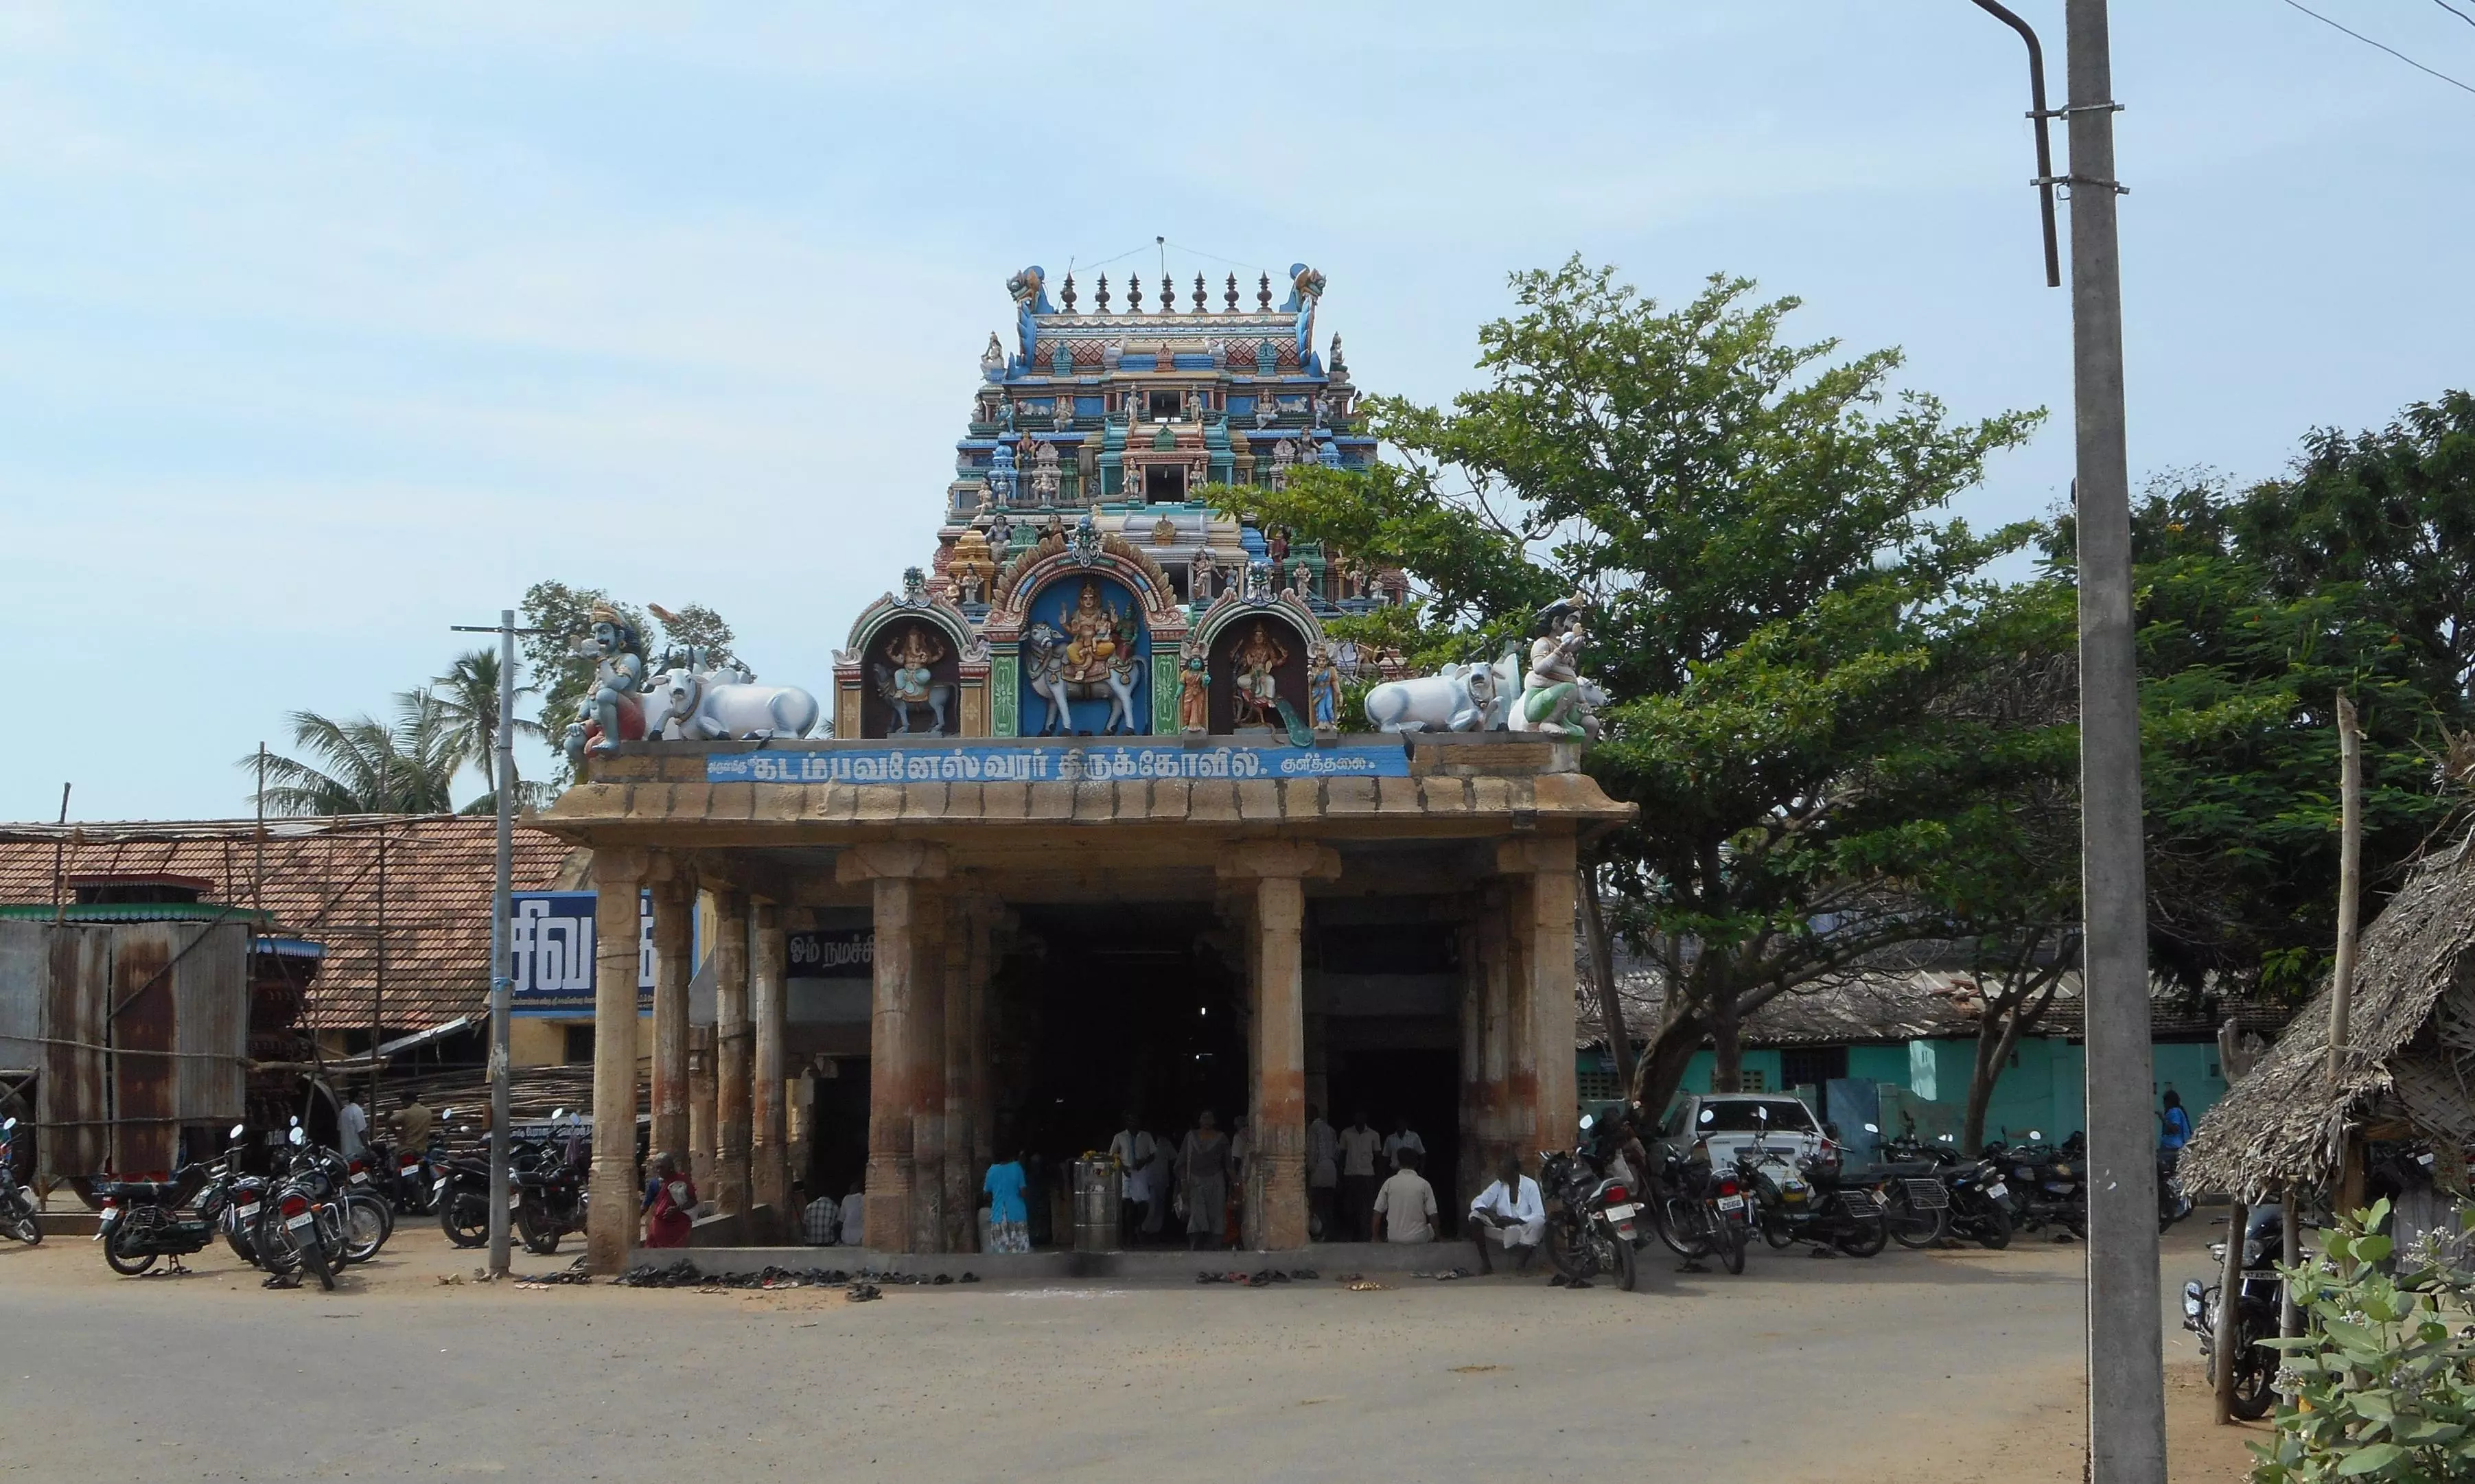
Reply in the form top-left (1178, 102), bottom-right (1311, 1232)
top-left (510, 889), bottom-right (654, 1017)
top-left (704, 740), bottom-right (1409, 786)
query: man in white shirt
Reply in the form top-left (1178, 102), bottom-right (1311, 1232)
top-left (839, 1180), bottom-right (865, 1247)
top-left (1372, 1150), bottom-right (1438, 1244)
top-left (1109, 1115), bottom-right (1155, 1244)
top-left (1467, 1155), bottom-right (1545, 1275)
top-left (336, 1097), bottom-right (369, 1161)
top-left (1305, 1106), bottom-right (1339, 1240)
top-left (1383, 1117), bottom-right (1426, 1172)
top-left (1336, 1111), bottom-right (1383, 1242)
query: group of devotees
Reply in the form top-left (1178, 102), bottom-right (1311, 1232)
top-left (785, 1106), bottom-right (1550, 1273)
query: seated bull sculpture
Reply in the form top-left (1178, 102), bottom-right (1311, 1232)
top-left (1362, 649), bottom-right (1520, 734)
top-left (651, 658), bottom-right (821, 743)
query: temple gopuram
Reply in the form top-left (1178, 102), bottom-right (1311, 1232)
top-left (535, 259), bottom-right (1631, 1272)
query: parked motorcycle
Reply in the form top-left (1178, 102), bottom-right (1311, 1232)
top-left (1859, 1125), bottom-right (1952, 1249)
top-left (1739, 1106), bottom-right (1887, 1257)
top-left (1989, 1131), bottom-right (2086, 1238)
top-left (1649, 1126), bottom-right (1750, 1275)
top-left (256, 1125), bottom-right (344, 1291)
top-left (2183, 1203), bottom-right (2286, 1420)
top-left (93, 1151), bottom-right (234, 1277)
top-left (1, 1117), bottom-right (39, 1246)
top-left (1540, 1114), bottom-right (1643, 1291)
top-left (515, 1109), bottom-right (588, 1255)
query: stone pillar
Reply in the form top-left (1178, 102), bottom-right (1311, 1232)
top-left (750, 898), bottom-right (790, 1236)
top-left (909, 886), bottom-right (949, 1253)
top-left (942, 892), bottom-right (979, 1253)
top-left (712, 888), bottom-right (752, 1216)
top-left (1477, 883), bottom-right (1512, 1176)
top-left (1219, 840), bottom-right (1338, 1251)
top-left (837, 842), bottom-right (951, 1253)
top-left (688, 1024), bottom-right (716, 1195)
top-left (649, 874), bottom-right (693, 1171)
top-left (1500, 835), bottom-right (1581, 1163)
top-left (585, 848), bottom-right (647, 1275)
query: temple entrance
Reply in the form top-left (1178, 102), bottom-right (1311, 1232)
top-left (991, 903), bottom-right (1246, 1165)
top-left (804, 1058), bottom-right (870, 1205)
top-left (1325, 1046), bottom-right (1463, 1236)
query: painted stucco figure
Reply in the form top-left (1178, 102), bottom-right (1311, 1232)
top-left (653, 656), bottom-right (821, 743)
top-left (1056, 580), bottom-right (1124, 684)
top-left (874, 628), bottom-right (953, 736)
top-left (563, 602), bottom-right (647, 761)
top-left (1178, 643), bottom-right (1211, 734)
top-left (1229, 622), bottom-right (1289, 731)
top-left (1363, 649), bottom-right (1518, 734)
top-left (1306, 642), bottom-right (1343, 732)
top-left (1024, 618), bottom-right (1143, 737)
top-left (1511, 601), bottom-right (1603, 740)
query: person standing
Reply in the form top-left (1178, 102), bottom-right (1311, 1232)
top-left (2157, 1089), bottom-right (2193, 1154)
top-left (983, 1147), bottom-right (1032, 1254)
top-left (1383, 1116), bottom-right (1426, 1172)
top-left (1372, 1149), bottom-right (1438, 1244)
top-left (396, 1098), bottom-right (434, 1152)
top-left (1110, 1115), bottom-right (1154, 1245)
top-left (336, 1095), bottom-right (369, 1162)
top-left (1179, 1110), bottom-right (1233, 1252)
top-left (1336, 1111), bottom-right (1382, 1242)
top-left (1467, 1155), bottom-right (1544, 1275)
top-left (1141, 1127), bottom-right (1177, 1241)
top-left (1305, 1106), bottom-right (1339, 1240)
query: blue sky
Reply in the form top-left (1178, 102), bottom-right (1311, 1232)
top-left (4, 2), bottom-right (2470, 821)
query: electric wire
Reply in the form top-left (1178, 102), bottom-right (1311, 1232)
top-left (2432, 0), bottom-right (2475, 32)
top-left (2277, 0), bottom-right (2475, 97)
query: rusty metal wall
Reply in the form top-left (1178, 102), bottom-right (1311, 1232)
top-left (0, 920), bottom-right (249, 1178)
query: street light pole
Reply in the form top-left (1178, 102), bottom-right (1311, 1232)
top-left (2060, 3), bottom-right (2167, 1479)
top-left (453, 610), bottom-right (535, 1279)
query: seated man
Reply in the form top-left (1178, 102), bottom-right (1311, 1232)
top-left (800, 1186), bottom-right (841, 1247)
top-left (839, 1181), bottom-right (866, 1247)
top-left (1372, 1149), bottom-right (1438, 1244)
top-left (1467, 1154), bottom-right (1544, 1275)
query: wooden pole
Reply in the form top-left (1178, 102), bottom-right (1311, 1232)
top-left (2279, 1192), bottom-right (2302, 1342)
top-left (2213, 1199), bottom-right (2248, 1424)
top-left (2327, 694), bottom-right (2362, 1089)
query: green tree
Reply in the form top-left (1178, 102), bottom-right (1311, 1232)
top-left (1230, 261), bottom-right (2047, 1109)
top-left (243, 693), bottom-right (463, 816)
top-left (429, 647), bottom-right (546, 795)
top-left (519, 583), bottom-right (742, 782)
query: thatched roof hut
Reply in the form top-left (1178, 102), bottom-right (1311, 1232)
top-left (2178, 831), bottom-right (2475, 1202)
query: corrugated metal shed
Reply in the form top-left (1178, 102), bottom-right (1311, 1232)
top-left (0, 919), bottom-right (251, 1177)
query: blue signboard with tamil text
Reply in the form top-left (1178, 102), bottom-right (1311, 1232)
top-left (510, 889), bottom-right (655, 1017)
top-left (704, 740), bottom-right (1409, 786)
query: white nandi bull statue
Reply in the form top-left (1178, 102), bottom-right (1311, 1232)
top-left (1362, 648), bottom-right (1522, 734)
top-left (651, 653), bottom-right (822, 743)
top-left (1023, 620), bottom-right (1143, 736)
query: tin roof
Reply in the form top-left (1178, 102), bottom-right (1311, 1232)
top-left (0, 818), bottom-right (575, 1032)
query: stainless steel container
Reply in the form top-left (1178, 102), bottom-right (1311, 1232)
top-left (1071, 1157), bottom-right (1122, 1252)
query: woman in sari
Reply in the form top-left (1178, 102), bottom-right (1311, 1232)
top-left (983, 1146), bottom-right (1032, 1254)
top-left (1179, 1109), bottom-right (1233, 1253)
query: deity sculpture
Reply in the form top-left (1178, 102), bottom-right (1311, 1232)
top-left (1058, 580), bottom-right (1127, 685)
top-left (1189, 549), bottom-right (1215, 603)
top-left (1229, 621), bottom-right (1290, 731)
top-left (874, 627), bottom-right (952, 736)
top-left (1051, 395), bottom-right (1075, 431)
top-left (980, 333), bottom-right (1006, 383)
top-left (988, 511), bottom-right (1015, 557)
top-left (1306, 642), bottom-right (1343, 733)
top-left (1516, 600), bottom-right (1603, 740)
top-left (1178, 642), bottom-right (1211, 733)
top-left (1254, 394), bottom-right (1277, 430)
top-left (1268, 527), bottom-right (1290, 564)
top-left (987, 443), bottom-right (1019, 505)
top-left (563, 601), bottom-right (648, 761)
top-left (949, 528), bottom-right (997, 607)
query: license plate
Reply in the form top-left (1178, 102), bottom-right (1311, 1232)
top-left (351, 1172), bottom-right (369, 1185)
top-left (1603, 1203), bottom-right (1640, 1221)
top-left (1986, 1182), bottom-right (2008, 1201)
top-left (235, 1203), bottom-right (259, 1222)
top-left (1716, 1194), bottom-right (1745, 1211)
top-left (284, 1213), bottom-right (314, 1231)
top-left (99, 1208), bottom-right (119, 1228)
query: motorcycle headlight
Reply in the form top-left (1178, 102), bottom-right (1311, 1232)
top-left (2181, 1282), bottom-right (2205, 1319)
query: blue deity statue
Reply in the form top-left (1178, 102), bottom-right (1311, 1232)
top-left (563, 601), bottom-right (649, 760)
top-left (1007, 265), bottom-right (1054, 368)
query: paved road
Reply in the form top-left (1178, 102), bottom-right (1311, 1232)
top-left (0, 1221), bottom-right (2257, 1483)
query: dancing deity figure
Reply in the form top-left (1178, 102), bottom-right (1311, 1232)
top-left (1230, 621), bottom-right (1290, 730)
top-left (874, 627), bottom-right (952, 736)
top-left (1306, 642), bottom-right (1342, 732)
top-left (564, 602), bottom-right (648, 760)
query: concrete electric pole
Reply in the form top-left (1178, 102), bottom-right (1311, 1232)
top-left (2060, 3), bottom-right (2168, 1479)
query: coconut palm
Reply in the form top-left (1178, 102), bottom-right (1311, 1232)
top-left (430, 647), bottom-right (545, 796)
top-left (244, 693), bottom-right (463, 816)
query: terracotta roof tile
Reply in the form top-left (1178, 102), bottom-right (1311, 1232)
top-left (0, 818), bottom-right (577, 1032)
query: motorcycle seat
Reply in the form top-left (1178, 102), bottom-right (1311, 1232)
top-left (97, 1179), bottom-right (182, 1202)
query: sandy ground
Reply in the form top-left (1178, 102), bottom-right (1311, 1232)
top-left (0, 1217), bottom-right (2268, 1483)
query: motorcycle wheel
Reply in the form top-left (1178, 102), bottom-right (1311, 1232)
top-left (341, 1196), bottom-right (391, 1264)
top-left (293, 1222), bottom-right (336, 1292)
top-left (1653, 1198), bottom-right (1709, 1259)
top-left (104, 1222), bottom-right (157, 1276)
top-left (1719, 1216), bottom-right (1747, 1275)
top-left (2230, 1334), bottom-right (2277, 1421)
top-left (440, 1192), bottom-right (489, 1249)
top-left (1884, 1187), bottom-right (1946, 1249)
top-left (1762, 1213), bottom-right (1796, 1250)
top-left (1836, 1202), bottom-right (1890, 1257)
top-left (1612, 1233), bottom-right (1639, 1292)
top-left (1971, 1202), bottom-right (2013, 1251)
top-left (518, 1199), bottom-right (561, 1257)
top-left (11, 1198), bottom-right (40, 1245)
top-left (1544, 1213), bottom-right (1594, 1280)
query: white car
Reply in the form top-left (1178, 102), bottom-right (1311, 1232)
top-left (1651, 1093), bottom-right (1829, 1172)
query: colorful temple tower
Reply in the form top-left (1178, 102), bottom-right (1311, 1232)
top-left (835, 261), bottom-right (1388, 741)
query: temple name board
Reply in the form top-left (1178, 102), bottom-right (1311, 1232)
top-left (704, 740), bottom-right (1409, 785)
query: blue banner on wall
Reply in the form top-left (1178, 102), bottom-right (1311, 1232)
top-left (510, 889), bottom-right (655, 1017)
top-left (705, 740), bottom-right (1409, 785)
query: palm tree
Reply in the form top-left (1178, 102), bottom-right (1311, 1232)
top-left (244, 693), bottom-right (463, 816)
top-left (430, 648), bottom-right (544, 797)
